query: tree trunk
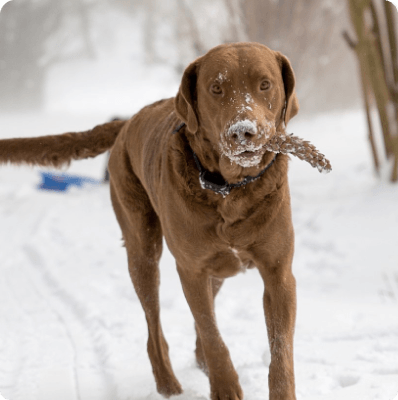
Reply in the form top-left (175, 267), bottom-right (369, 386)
top-left (346, 0), bottom-right (398, 182)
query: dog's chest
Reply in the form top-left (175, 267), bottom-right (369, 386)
top-left (205, 244), bottom-right (255, 278)
top-left (212, 196), bottom-right (261, 245)
top-left (229, 247), bottom-right (255, 270)
top-left (202, 200), bottom-right (262, 277)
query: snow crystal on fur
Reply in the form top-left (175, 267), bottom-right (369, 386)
top-left (245, 93), bottom-right (254, 104)
top-left (217, 72), bottom-right (227, 83)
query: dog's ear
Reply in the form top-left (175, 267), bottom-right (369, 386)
top-left (174, 60), bottom-right (200, 134)
top-left (275, 52), bottom-right (299, 126)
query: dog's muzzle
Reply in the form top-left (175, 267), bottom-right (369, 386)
top-left (220, 119), bottom-right (275, 168)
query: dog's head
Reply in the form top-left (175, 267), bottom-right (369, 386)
top-left (175, 42), bottom-right (299, 181)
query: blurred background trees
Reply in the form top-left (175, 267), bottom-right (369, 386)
top-left (345, 0), bottom-right (398, 182)
top-left (244, 0), bottom-right (359, 114)
top-left (0, 0), bottom-right (95, 111)
top-left (132, 0), bottom-right (361, 113)
top-left (1, 0), bottom-right (397, 180)
top-left (0, 0), bottom-right (361, 113)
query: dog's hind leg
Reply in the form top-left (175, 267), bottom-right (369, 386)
top-left (194, 277), bottom-right (223, 374)
top-left (109, 176), bottom-right (182, 397)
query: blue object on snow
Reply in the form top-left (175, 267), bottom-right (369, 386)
top-left (38, 172), bottom-right (101, 192)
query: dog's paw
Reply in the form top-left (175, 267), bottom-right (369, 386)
top-left (209, 374), bottom-right (243, 400)
top-left (210, 384), bottom-right (243, 400)
top-left (156, 377), bottom-right (183, 398)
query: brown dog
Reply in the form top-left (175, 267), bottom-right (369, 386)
top-left (0, 42), bottom-right (301, 400)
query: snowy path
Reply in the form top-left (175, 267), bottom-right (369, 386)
top-left (0, 111), bottom-right (398, 400)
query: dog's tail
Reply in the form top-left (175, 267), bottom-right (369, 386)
top-left (0, 120), bottom-right (125, 168)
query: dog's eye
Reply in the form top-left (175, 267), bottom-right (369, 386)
top-left (210, 84), bottom-right (223, 95)
top-left (260, 80), bottom-right (271, 91)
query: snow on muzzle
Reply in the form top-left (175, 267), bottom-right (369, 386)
top-left (220, 119), bottom-right (276, 168)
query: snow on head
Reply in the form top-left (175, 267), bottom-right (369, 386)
top-left (260, 119), bottom-right (276, 139)
top-left (237, 103), bottom-right (253, 114)
top-left (236, 93), bottom-right (256, 114)
top-left (245, 93), bottom-right (254, 104)
top-left (217, 72), bottom-right (227, 83)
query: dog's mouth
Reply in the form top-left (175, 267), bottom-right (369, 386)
top-left (226, 147), bottom-right (265, 168)
top-left (235, 149), bottom-right (263, 158)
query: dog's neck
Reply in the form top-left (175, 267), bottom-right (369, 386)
top-left (176, 124), bottom-right (279, 194)
top-left (192, 150), bottom-right (278, 197)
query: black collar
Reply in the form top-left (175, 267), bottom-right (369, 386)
top-left (173, 122), bottom-right (277, 197)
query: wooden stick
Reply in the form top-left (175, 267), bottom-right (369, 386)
top-left (265, 132), bottom-right (332, 173)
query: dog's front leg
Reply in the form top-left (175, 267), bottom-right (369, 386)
top-left (195, 277), bottom-right (224, 374)
top-left (257, 248), bottom-right (297, 400)
top-left (177, 266), bottom-right (243, 400)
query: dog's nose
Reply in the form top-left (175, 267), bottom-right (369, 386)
top-left (231, 131), bottom-right (256, 143)
top-left (228, 120), bottom-right (257, 145)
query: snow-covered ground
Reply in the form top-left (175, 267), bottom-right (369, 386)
top-left (1, 9), bottom-right (398, 397)
top-left (1, 107), bottom-right (398, 400)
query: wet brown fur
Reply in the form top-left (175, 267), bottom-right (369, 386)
top-left (0, 43), bottom-right (305, 400)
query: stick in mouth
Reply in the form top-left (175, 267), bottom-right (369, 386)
top-left (264, 132), bottom-right (332, 173)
